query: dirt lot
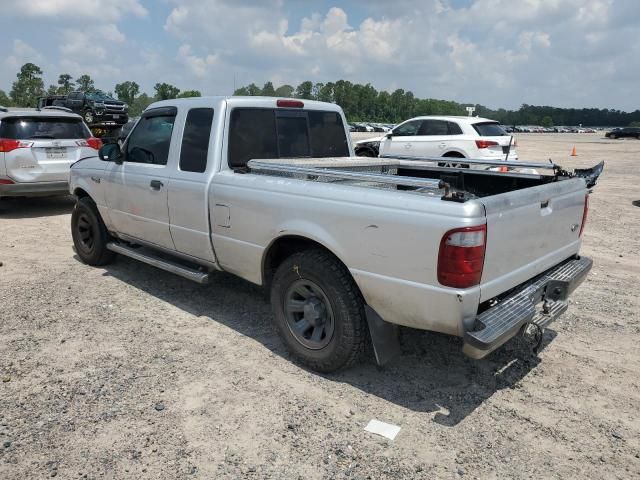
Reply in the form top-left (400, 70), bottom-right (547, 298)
top-left (1, 134), bottom-right (638, 479)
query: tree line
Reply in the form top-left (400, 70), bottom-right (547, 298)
top-left (3, 63), bottom-right (638, 126)
top-left (1, 63), bottom-right (202, 117)
top-left (234, 81), bottom-right (640, 127)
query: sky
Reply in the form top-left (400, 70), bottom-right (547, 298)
top-left (1, 0), bottom-right (639, 111)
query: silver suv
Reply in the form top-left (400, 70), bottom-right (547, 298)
top-left (0, 108), bottom-right (101, 198)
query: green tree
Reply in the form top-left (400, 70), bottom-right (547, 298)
top-left (274, 84), bottom-right (294, 98)
top-left (0, 89), bottom-right (11, 107)
top-left (233, 86), bottom-right (250, 96)
top-left (154, 82), bottom-right (180, 100)
top-left (541, 116), bottom-right (554, 128)
top-left (46, 85), bottom-right (58, 96)
top-left (129, 93), bottom-right (154, 117)
top-left (57, 74), bottom-right (75, 94)
top-left (75, 74), bottom-right (95, 92)
top-left (629, 121), bottom-right (640, 127)
top-left (177, 90), bottom-right (201, 98)
top-left (261, 81), bottom-right (276, 96)
top-left (114, 81), bottom-right (140, 105)
top-left (294, 81), bottom-right (313, 99)
top-left (10, 63), bottom-right (45, 107)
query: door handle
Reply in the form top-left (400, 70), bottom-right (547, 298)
top-left (404, 143), bottom-right (412, 149)
top-left (150, 179), bottom-right (163, 190)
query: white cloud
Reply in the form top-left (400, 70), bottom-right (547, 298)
top-left (1, 0), bottom-right (640, 110)
top-left (177, 44), bottom-right (219, 78)
top-left (8, 0), bottom-right (147, 22)
top-left (5, 40), bottom-right (44, 71)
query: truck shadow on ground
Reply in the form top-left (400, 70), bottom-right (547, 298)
top-left (99, 255), bottom-right (556, 427)
top-left (0, 196), bottom-right (75, 219)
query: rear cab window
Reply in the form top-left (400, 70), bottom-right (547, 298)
top-left (180, 108), bottom-right (214, 173)
top-left (228, 108), bottom-right (348, 169)
top-left (472, 122), bottom-right (507, 136)
top-left (0, 116), bottom-right (90, 140)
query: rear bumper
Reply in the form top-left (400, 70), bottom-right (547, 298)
top-left (0, 181), bottom-right (69, 197)
top-left (463, 256), bottom-right (592, 359)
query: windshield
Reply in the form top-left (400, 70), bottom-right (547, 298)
top-left (472, 122), bottom-right (508, 136)
top-left (86, 91), bottom-right (117, 102)
top-left (0, 117), bottom-right (90, 140)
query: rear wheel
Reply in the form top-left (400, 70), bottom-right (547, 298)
top-left (270, 249), bottom-right (367, 372)
top-left (71, 197), bottom-right (115, 266)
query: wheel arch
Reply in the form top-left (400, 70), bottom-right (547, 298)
top-left (262, 234), bottom-right (356, 291)
top-left (442, 150), bottom-right (467, 158)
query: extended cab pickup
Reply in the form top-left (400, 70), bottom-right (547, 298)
top-left (69, 96), bottom-right (602, 372)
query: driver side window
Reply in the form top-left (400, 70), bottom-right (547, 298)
top-left (392, 120), bottom-right (421, 137)
top-left (125, 113), bottom-right (176, 165)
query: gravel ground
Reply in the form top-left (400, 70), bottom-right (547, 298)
top-left (1, 134), bottom-right (638, 479)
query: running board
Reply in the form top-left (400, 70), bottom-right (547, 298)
top-left (106, 242), bottom-right (210, 284)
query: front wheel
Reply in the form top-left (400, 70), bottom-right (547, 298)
top-left (71, 197), bottom-right (115, 266)
top-left (83, 110), bottom-right (94, 124)
top-left (270, 249), bottom-right (368, 372)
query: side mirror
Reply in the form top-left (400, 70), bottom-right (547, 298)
top-left (385, 132), bottom-right (393, 139)
top-left (99, 143), bottom-right (122, 163)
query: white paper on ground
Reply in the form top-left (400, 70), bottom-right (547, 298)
top-left (364, 419), bottom-right (401, 440)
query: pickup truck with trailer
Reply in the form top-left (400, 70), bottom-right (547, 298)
top-left (68, 96), bottom-right (603, 372)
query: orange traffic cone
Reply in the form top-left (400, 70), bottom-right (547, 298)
top-left (570, 146), bottom-right (577, 156)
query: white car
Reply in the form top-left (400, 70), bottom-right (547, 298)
top-left (355, 115), bottom-right (518, 164)
top-left (0, 108), bottom-right (102, 198)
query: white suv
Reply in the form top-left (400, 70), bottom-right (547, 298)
top-left (0, 108), bottom-right (102, 198)
top-left (354, 115), bottom-right (517, 163)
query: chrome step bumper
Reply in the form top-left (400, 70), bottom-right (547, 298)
top-left (463, 256), bottom-right (592, 359)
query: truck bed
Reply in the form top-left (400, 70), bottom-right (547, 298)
top-left (247, 156), bottom-right (597, 202)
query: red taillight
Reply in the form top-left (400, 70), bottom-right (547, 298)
top-left (88, 137), bottom-right (102, 150)
top-left (579, 194), bottom-right (589, 237)
top-left (0, 178), bottom-right (15, 185)
top-left (438, 225), bottom-right (487, 288)
top-left (77, 138), bottom-right (103, 150)
top-left (0, 139), bottom-right (33, 153)
top-left (475, 140), bottom-right (498, 149)
top-left (277, 99), bottom-right (304, 108)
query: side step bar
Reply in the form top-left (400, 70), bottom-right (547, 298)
top-left (106, 242), bottom-right (210, 284)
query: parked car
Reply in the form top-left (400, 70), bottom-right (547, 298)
top-left (0, 109), bottom-right (101, 198)
top-left (605, 127), bottom-right (640, 139)
top-left (354, 115), bottom-right (518, 163)
top-left (38, 91), bottom-right (129, 127)
top-left (69, 96), bottom-right (600, 372)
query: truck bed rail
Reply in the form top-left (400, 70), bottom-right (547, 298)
top-left (247, 159), bottom-right (447, 191)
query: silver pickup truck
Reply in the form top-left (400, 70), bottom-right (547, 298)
top-left (68, 96), bottom-right (603, 372)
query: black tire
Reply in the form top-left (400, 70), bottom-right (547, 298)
top-left (71, 197), bottom-right (115, 266)
top-left (270, 249), bottom-right (367, 372)
top-left (83, 110), bottom-right (94, 124)
top-left (610, 134), bottom-right (617, 139)
top-left (356, 148), bottom-right (375, 158)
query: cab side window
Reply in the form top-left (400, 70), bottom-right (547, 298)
top-left (392, 120), bottom-right (421, 136)
top-left (417, 120), bottom-right (449, 135)
top-left (126, 109), bottom-right (176, 165)
top-left (180, 108), bottom-right (214, 173)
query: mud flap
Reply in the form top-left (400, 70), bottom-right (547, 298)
top-left (365, 305), bottom-right (402, 366)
